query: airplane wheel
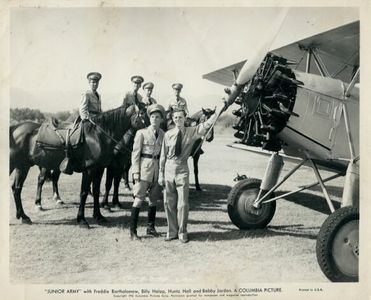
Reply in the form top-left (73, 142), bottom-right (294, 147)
top-left (227, 178), bottom-right (276, 229)
top-left (316, 206), bottom-right (359, 282)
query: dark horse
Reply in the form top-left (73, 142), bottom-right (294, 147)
top-left (185, 108), bottom-right (215, 191)
top-left (100, 107), bottom-right (216, 210)
top-left (9, 104), bottom-right (147, 226)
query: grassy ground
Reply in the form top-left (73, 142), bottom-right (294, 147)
top-left (9, 130), bottom-right (344, 284)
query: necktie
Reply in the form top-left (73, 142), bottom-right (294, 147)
top-left (155, 130), bottom-right (159, 139)
top-left (175, 130), bottom-right (182, 157)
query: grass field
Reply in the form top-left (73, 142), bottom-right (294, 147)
top-left (9, 130), bottom-right (344, 284)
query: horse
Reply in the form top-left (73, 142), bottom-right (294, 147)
top-left (9, 104), bottom-right (147, 227)
top-left (99, 107), bottom-right (216, 210)
top-left (35, 167), bottom-right (64, 209)
top-left (185, 108), bottom-right (215, 191)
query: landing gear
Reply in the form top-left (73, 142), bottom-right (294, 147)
top-left (316, 206), bottom-right (359, 282)
top-left (227, 178), bottom-right (276, 229)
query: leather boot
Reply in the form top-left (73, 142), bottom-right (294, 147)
top-left (130, 207), bottom-right (141, 241)
top-left (147, 206), bottom-right (159, 237)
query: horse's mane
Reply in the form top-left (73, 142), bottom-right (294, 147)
top-left (91, 105), bottom-right (129, 132)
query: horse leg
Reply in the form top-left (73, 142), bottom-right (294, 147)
top-left (112, 167), bottom-right (123, 209)
top-left (101, 166), bottom-right (113, 211)
top-left (35, 167), bottom-right (47, 210)
top-left (77, 171), bottom-right (91, 228)
top-left (51, 169), bottom-right (64, 204)
top-left (193, 153), bottom-right (202, 191)
top-left (11, 166), bottom-right (32, 224)
top-left (123, 162), bottom-right (132, 191)
top-left (92, 168), bottom-right (107, 224)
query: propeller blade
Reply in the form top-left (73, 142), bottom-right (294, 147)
top-left (236, 8), bottom-right (289, 85)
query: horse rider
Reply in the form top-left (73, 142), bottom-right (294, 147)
top-left (158, 106), bottom-right (222, 243)
top-left (167, 83), bottom-right (189, 116)
top-left (61, 72), bottom-right (102, 175)
top-left (129, 104), bottom-right (166, 240)
top-left (142, 82), bottom-right (157, 106)
top-left (122, 75), bottom-right (145, 109)
top-left (79, 72), bottom-right (102, 120)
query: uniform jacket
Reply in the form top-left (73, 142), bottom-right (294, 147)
top-left (132, 126), bottom-right (165, 183)
top-left (79, 90), bottom-right (102, 120)
top-left (142, 96), bottom-right (157, 106)
top-left (159, 113), bottom-right (217, 178)
top-left (122, 91), bottom-right (143, 107)
top-left (168, 97), bottom-right (189, 115)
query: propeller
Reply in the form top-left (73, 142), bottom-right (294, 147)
top-left (224, 8), bottom-right (289, 107)
top-left (236, 8), bottom-right (289, 85)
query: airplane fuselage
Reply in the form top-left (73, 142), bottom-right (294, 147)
top-left (278, 71), bottom-right (359, 170)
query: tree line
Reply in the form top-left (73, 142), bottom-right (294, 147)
top-left (10, 108), bottom-right (79, 125)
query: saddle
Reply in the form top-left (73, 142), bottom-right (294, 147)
top-left (35, 117), bottom-right (84, 174)
top-left (36, 118), bottom-right (84, 150)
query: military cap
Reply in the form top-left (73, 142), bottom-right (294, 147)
top-left (87, 72), bottom-right (102, 81)
top-left (172, 83), bottom-right (183, 90)
top-left (143, 82), bottom-right (154, 90)
top-left (131, 75), bottom-right (144, 84)
top-left (147, 104), bottom-right (165, 118)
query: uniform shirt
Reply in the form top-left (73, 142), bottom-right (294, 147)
top-left (131, 126), bottom-right (165, 183)
top-left (122, 91), bottom-right (143, 107)
top-left (168, 97), bottom-right (189, 115)
top-left (142, 96), bottom-right (157, 106)
top-left (79, 90), bottom-right (102, 120)
top-left (159, 113), bottom-right (217, 175)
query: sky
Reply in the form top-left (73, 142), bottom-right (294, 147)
top-left (10, 7), bottom-right (359, 113)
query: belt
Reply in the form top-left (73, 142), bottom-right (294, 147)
top-left (141, 153), bottom-right (160, 160)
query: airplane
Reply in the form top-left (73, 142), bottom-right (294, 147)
top-left (203, 14), bottom-right (359, 283)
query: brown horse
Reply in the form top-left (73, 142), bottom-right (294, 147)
top-left (9, 104), bottom-right (147, 227)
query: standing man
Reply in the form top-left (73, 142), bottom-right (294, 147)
top-left (122, 75), bottom-right (144, 108)
top-left (79, 72), bottom-right (102, 120)
top-left (129, 104), bottom-right (166, 241)
top-left (167, 83), bottom-right (189, 115)
top-left (142, 82), bottom-right (157, 106)
top-left (159, 107), bottom-right (222, 243)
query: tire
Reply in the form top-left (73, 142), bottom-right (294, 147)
top-left (227, 178), bottom-right (276, 229)
top-left (316, 206), bottom-right (359, 282)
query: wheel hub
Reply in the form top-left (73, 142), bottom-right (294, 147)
top-left (332, 220), bottom-right (359, 276)
top-left (241, 190), bottom-right (263, 216)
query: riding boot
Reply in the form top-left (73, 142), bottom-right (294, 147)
top-left (130, 207), bottom-right (141, 241)
top-left (147, 206), bottom-right (159, 237)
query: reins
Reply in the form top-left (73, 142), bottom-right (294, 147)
top-left (88, 118), bottom-right (132, 155)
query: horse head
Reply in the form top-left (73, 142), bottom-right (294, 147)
top-left (128, 103), bottom-right (149, 132)
top-left (200, 107), bottom-right (216, 142)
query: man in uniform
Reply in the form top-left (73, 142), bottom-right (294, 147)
top-left (61, 72), bottom-right (101, 174)
top-left (167, 83), bottom-right (189, 115)
top-left (79, 72), bottom-right (102, 120)
top-left (122, 75), bottom-right (144, 108)
top-left (129, 104), bottom-right (166, 241)
top-left (142, 82), bottom-right (157, 106)
top-left (158, 107), bottom-right (222, 243)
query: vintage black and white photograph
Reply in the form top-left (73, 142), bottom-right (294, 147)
top-left (2, 2), bottom-right (368, 299)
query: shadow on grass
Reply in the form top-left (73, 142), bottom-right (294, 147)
top-left (188, 184), bottom-right (231, 211)
top-left (279, 191), bottom-right (341, 215)
top-left (189, 223), bottom-right (319, 242)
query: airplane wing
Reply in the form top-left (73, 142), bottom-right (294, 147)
top-left (203, 21), bottom-right (359, 86)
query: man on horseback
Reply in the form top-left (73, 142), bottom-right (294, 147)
top-left (61, 72), bottom-right (102, 174)
top-left (122, 75), bottom-right (145, 108)
top-left (142, 82), bottom-right (157, 106)
top-left (79, 72), bottom-right (102, 120)
top-left (158, 107), bottom-right (221, 243)
top-left (129, 104), bottom-right (166, 241)
top-left (167, 83), bottom-right (189, 116)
